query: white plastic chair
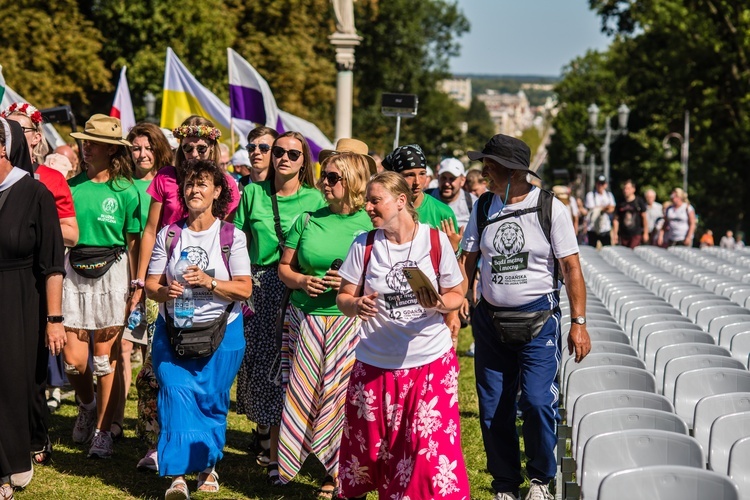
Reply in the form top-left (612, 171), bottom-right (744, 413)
top-left (598, 465), bottom-right (740, 500)
top-left (697, 305), bottom-right (750, 329)
top-left (728, 436), bottom-right (750, 500)
top-left (565, 366), bottom-right (656, 417)
top-left (563, 353), bottom-right (646, 399)
top-left (693, 392), bottom-right (750, 458)
top-left (719, 322), bottom-right (750, 348)
top-left (730, 332), bottom-right (750, 367)
top-left (663, 355), bottom-right (746, 401)
top-left (643, 329), bottom-right (715, 368)
top-left (709, 411), bottom-right (750, 474)
top-left (673, 367), bottom-right (750, 428)
top-left (653, 343), bottom-right (731, 388)
top-left (636, 319), bottom-right (702, 354)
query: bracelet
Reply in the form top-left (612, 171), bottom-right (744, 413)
top-left (130, 279), bottom-right (145, 289)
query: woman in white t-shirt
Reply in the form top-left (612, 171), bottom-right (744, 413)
top-left (336, 171), bottom-right (470, 499)
top-left (145, 159), bottom-right (252, 499)
top-left (658, 187), bottom-right (696, 247)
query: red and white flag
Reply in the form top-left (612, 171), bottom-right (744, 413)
top-left (110, 66), bottom-right (136, 137)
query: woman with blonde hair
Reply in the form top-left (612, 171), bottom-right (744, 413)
top-left (276, 151), bottom-right (373, 497)
top-left (657, 187), bottom-right (696, 247)
top-left (335, 171), bottom-right (470, 499)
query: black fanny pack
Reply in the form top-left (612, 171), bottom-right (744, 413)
top-left (485, 300), bottom-right (558, 345)
top-left (68, 246), bottom-right (125, 279)
top-left (164, 303), bottom-right (232, 359)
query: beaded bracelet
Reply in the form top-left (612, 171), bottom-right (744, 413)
top-left (130, 279), bottom-right (145, 289)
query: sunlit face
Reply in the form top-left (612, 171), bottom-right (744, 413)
top-left (645, 190), bottom-right (656, 204)
top-left (183, 172), bottom-right (220, 214)
top-left (6, 114), bottom-right (41, 159)
top-left (365, 182), bottom-right (403, 228)
top-left (319, 163), bottom-right (346, 204)
top-left (400, 168), bottom-right (427, 200)
top-left (670, 191), bottom-right (682, 206)
top-left (439, 172), bottom-right (465, 201)
top-left (623, 182), bottom-right (635, 198)
top-left (131, 136), bottom-right (154, 172)
top-left (181, 137), bottom-right (213, 160)
top-left (249, 134), bottom-right (275, 170)
top-left (82, 140), bottom-right (115, 168)
top-left (272, 136), bottom-right (305, 178)
top-left (482, 159), bottom-right (510, 189)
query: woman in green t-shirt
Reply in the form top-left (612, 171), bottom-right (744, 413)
top-left (63, 114), bottom-right (142, 460)
top-left (233, 131), bottom-right (326, 485)
top-left (276, 151), bottom-right (373, 495)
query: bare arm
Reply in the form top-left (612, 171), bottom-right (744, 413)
top-left (337, 279), bottom-right (378, 320)
top-left (45, 272), bottom-right (66, 355)
top-left (130, 200), bottom-right (162, 309)
top-left (59, 216), bottom-right (79, 247)
top-left (559, 253), bottom-right (590, 362)
top-left (278, 246), bottom-right (327, 297)
top-left (611, 218), bottom-right (619, 245)
top-left (641, 211), bottom-right (649, 242)
top-left (180, 265), bottom-right (252, 301)
top-left (685, 208), bottom-right (696, 246)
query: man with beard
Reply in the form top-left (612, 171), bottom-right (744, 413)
top-left (427, 157), bottom-right (477, 230)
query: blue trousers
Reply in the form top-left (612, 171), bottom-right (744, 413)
top-left (472, 294), bottom-right (561, 495)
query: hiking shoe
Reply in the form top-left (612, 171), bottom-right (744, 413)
top-left (137, 448), bottom-right (159, 472)
top-left (525, 480), bottom-right (553, 500)
top-left (9, 465), bottom-right (33, 489)
top-left (494, 493), bottom-right (518, 500)
top-left (87, 430), bottom-right (113, 459)
top-left (72, 403), bottom-right (97, 444)
top-left (466, 342), bottom-right (475, 357)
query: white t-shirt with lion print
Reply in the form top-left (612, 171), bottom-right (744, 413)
top-left (339, 223), bottom-right (463, 369)
top-left (462, 187), bottom-right (579, 308)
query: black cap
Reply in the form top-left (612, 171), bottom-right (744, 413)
top-left (596, 175), bottom-right (607, 183)
top-left (382, 144), bottom-right (427, 173)
top-left (467, 134), bottom-right (539, 179)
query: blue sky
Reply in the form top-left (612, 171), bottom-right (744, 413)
top-left (450, 0), bottom-right (612, 77)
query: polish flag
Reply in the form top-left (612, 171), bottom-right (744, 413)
top-left (110, 66), bottom-right (136, 137)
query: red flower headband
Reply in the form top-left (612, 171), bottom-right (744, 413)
top-left (0, 102), bottom-right (43, 125)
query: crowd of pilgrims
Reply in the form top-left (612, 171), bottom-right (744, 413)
top-left (0, 108), bottom-right (479, 500)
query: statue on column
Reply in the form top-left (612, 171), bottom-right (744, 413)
top-left (332, 0), bottom-right (357, 34)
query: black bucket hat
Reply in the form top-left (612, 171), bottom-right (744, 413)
top-left (467, 134), bottom-right (539, 179)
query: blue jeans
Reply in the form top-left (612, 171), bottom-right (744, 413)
top-left (472, 294), bottom-right (561, 495)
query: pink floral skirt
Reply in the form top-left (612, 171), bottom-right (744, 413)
top-left (338, 349), bottom-right (470, 499)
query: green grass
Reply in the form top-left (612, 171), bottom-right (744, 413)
top-left (16, 327), bottom-right (527, 499)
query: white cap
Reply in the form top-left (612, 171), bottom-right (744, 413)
top-left (43, 153), bottom-right (73, 177)
top-left (426, 165), bottom-right (434, 177)
top-left (160, 128), bottom-right (179, 150)
top-left (438, 157), bottom-right (465, 178)
top-left (231, 148), bottom-right (251, 167)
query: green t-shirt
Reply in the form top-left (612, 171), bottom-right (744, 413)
top-left (234, 181), bottom-right (326, 266)
top-left (133, 178), bottom-right (152, 233)
top-left (286, 207), bottom-right (372, 315)
top-left (68, 172), bottom-right (142, 247)
top-left (416, 193), bottom-right (458, 231)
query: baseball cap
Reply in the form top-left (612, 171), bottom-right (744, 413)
top-left (231, 148), bottom-right (251, 167)
top-left (438, 157), bottom-right (465, 178)
top-left (596, 175), bottom-right (607, 183)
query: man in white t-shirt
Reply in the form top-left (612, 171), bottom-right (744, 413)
top-left (460, 134), bottom-right (590, 500)
top-left (426, 157), bottom-right (478, 229)
top-left (584, 175), bottom-right (616, 247)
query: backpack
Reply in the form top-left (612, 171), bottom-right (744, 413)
top-left (476, 189), bottom-right (562, 286)
top-left (165, 219), bottom-right (235, 275)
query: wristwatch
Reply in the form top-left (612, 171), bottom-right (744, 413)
top-left (47, 315), bottom-right (64, 324)
top-left (572, 316), bottom-right (587, 325)
top-left (210, 280), bottom-right (218, 291)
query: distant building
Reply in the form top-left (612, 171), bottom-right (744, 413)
top-left (438, 78), bottom-right (472, 108)
top-left (477, 90), bottom-right (534, 136)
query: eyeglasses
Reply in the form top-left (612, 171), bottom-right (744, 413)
top-left (322, 171), bottom-right (344, 186)
top-left (21, 126), bottom-right (36, 134)
top-left (181, 144), bottom-right (209, 155)
top-left (272, 146), bottom-right (303, 162)
top-left (247, 143), bottom-right (271, 154)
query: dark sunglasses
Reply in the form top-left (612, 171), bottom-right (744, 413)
top-left (247, 143), bottom-right (271, 154)
top-left (322, 171), bottom-right (344, 186)
top-left (181, 144), bottom-right (210, 155)
top-left (272, 145), bottom-right (303, 162)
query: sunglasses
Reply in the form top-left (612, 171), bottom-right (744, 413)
top-left (272, 146), bottom-right (303, 162)
top-left (181, 144), bottom-right (210, 155)
top-left (322, 171), bottom-right (344, 186)
top-left (247, 143), bottom-right (271, 154)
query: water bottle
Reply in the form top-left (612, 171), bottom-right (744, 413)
top-left (127, 303), bottom-right (144, 330)
top-left (173, 250), bottom-right (194, 328)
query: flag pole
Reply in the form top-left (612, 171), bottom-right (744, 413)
top-left (230, 117), bottom-right (235, 153)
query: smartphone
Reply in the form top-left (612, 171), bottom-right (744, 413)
top-left (402, 266), bottom-right (445, 307)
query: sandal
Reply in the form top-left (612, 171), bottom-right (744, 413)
top-left (110, 422), bottom-right (124, 441)
top-left (165, 477), bottom-right (190, 500)
top-left (0, 484), bottom-right (13, 500)
top-left (267, 462), bottom-right (282, 486)
top-left (255, 448), bottom-right (271, 467)
top-left (197, 467), bottom-right (219, 493)
top-left (31, 436), bottom-right (52, 466)
top-left (316, 475), bottom-right (337, 499)
top-left (247, 428), bottom-right (271, 455)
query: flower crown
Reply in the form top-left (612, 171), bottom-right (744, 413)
top-left (1, 102), bottom-right (43, 125)
top-left (172, 124), bottom-right (221, 141)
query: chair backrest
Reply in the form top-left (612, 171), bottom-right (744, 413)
top-left (709, 411), bottom-right (750, 474)
top-left (730, 332), bottom-right (750, 367)
top-left (674, 367), bottom-right (750, 428)
top-left (664, 355), bottom-right (746, 401)
top-left (718, 321), bottom-right (750, 348)
top-left (636, 319), bottom-right (702, 353)
top-left (708, 314), bottom-right (750, 340)
top-left (693, 392), bottom-right (750, 458)
top-left (617, 298), bottom-right (665, 324)
top-left (575, 406), bottom-right (688, 465)
top-left (598, 465), bottom-right (740, 500)
top-left (697, 305), bottom-right (750, 329)
top-left (687, 298), bottom-right (732, 321)
top-left (579, 429), bottom-right (704, 499)
top-left (729, 288), bottom-right (750, 306)
top-left (570, 390), bottom-right (674, 439)
top-left (563, 353), bottom-right (646, 398)
top-left (566, 366), bottom-right (656, 416)
top-left (643, 329), bottom-right (715, 367)
top-left (631, 314), bottom-right (693, 344)
top-left (653, 343), bottom-right (731, 387)
top-left (587, 328), bottom-right (630, 344)
top-left (561, 341), bottom-right (638, 377)
top-left (638, 323), bottom-right (705, 355)
top-left (624, 306), bottom-right (681, 335)
top-left (728, 436), bottom-right (750, 500)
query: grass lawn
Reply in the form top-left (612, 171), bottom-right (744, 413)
top-left (15, 327), bottom-right (527, 499)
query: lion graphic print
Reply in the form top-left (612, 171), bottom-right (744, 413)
top-left (383, 260), bottom-right (427, 321)
top-left (490, 221), bottom-right (530, 285)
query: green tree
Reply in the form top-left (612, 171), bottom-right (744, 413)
top-left (464, 96), bottom-right (496, 151)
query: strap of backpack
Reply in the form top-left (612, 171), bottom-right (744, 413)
top-left (536, 189), bottom-right (562, 287)
top-left (464, 189), bottom-right (473, 214)
top-left (165, 218), bottom-right (186, 263)
top-left (429, 227), bottom-right (441, 279)
top-left (358, 229), bottom-right (377, 296)
top-left (219, 220), bottom-right (235, 278)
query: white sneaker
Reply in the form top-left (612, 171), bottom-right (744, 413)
top-left (494, 493), bottom-right (519, 500)
top-left (525, 480), bottom-right (553, 500)
top-left (9, 464), bottom-right (33, 489)
top-left (137, 448), bottom-right (159, 472)
top-left (88, 430), bottom-right (113, 459)
top-left (72, 403), bottom-right (97, 444)
top-left (466, 342), bottom-right (476, 357)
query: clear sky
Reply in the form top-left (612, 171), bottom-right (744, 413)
top-left (450, 0), bottom-right (612, 77)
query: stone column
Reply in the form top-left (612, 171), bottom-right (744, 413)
top-left (330, 32), bottom-right (361, 141)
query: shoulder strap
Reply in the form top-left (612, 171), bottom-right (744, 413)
top-left (165, 218), bottom-right (187, 262)
top-left (270, 179), bottom-right (285, 250)
top-left (429, 227), bottom-right (441, 278)
top-left (537, 189), bottom-right (562, 286)
top-left (359, 229), bottom-right (377, 295)
top-left (219, 220), bottom-right (235, 276)
top-left (464, 189), bottom-right (473, 214)
top-left (476, 191), bottom-right (494, 239)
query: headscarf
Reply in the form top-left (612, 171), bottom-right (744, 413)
top-left (0, 117), bottom-right (33, 175)
top-left (382, 144), bottom-right (427, 173)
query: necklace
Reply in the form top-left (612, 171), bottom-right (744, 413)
top-left (384, 223), bottom-right (418, 268)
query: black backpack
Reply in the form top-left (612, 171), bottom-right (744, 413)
top-left (476, 188), bottom-right (562, 286)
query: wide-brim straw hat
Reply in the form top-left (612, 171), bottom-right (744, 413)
top-left (318, 138), bottom-right (377, 176)
top-left (70, 114), bottom-right (132, 146)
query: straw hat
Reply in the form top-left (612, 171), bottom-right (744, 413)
top-left (318, 138), bottom-right (377, 176)
top-left (70, 114), bottom-right (132, 146)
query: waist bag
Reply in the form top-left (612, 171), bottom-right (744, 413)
top-left (164, 303), bottom-right (233, 359)
top-left (484, 300), bottom-right (557, 345)
top-left (68, 246), bottom-right (125, 279)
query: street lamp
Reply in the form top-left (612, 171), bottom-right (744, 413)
top-left (144, 92), bottom-right (157, 123)
top-left (662, 110), bottom-right (690, 194)
top-left (576, 143), bottom-right (603, 194)
top-left (587, 102), bottom-right (630, 182)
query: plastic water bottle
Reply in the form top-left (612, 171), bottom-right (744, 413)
top-left (173, 250), bottom-right (194, 328)
top-left (127, 303), bottom-right (144, 330)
